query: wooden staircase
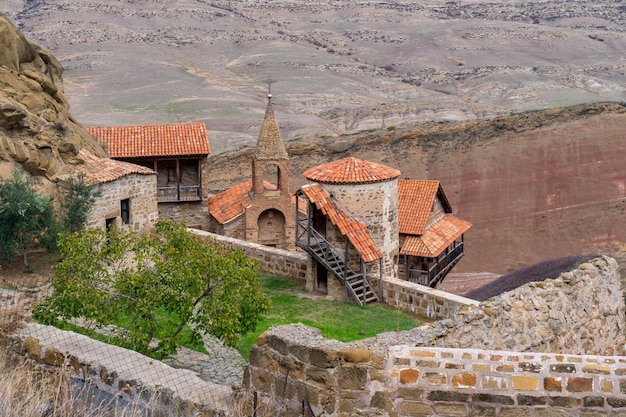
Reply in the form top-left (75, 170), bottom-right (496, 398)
top-left (297, 227), bottom-right (378, 306)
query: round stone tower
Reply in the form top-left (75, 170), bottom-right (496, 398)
top-left (303, 157), bottom-right (401, 278)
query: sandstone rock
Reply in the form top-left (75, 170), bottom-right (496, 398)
top-left (0, 13), bottom-right (106, 189)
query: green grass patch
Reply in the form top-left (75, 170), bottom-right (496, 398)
top-left (237, 274), bottom-right (421, 359)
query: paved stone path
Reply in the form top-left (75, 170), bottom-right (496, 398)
top-left (163, 335), bottom-right (247, 387)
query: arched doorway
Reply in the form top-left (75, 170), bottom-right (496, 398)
top-left (257, 209), bottom-right (286, 248)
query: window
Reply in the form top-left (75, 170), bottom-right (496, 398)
top-left (105, 217), bottom-right (116, 231)
top-left (120, 199), bottom-right (130, 225)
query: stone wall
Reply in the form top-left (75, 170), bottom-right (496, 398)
top-left (373, 276), bottom-right (480, 319)
top-left (159, 200), bottom-right (209, 230)
top-left (9, 323), bottom-right (231, 415)
top-left (246, 256), bottom-right (626, 416)
top-left (441, 256), bottom-right (625, 355)
top-left (189, 229), bottom-right (309, 281)
top-left (86, 173), bottom-right (158, 232)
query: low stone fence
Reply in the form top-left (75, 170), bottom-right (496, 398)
top-left (373, 276), bottom-right (479, 319)
top-left (8, 323), bottom-right (232, 414)
top-left (189, 229), bottom-right (309, 281)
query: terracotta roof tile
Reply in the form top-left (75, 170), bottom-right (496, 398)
top-left (300, 184), bottom-right (383, 263)
top-left (303, 157), bottom-right (401, 184)
top-left (208, 180), bottom-right (278, 224)
top-left (400, 215), bottom-right (472, 258)
top-left (87, 123), bottom-right (211, 159)
top-left (398, 179), bottom-right (441, 235)
top-left (67, 150), bottom-right (155, 185)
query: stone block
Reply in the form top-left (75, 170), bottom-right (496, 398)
top-left (582, 364), bottom-right (610, 375)
top-left (512, 375), bottom-right (539, 390)
top-left (338, 365), bottom-right (367, 390)
top-left (416, 360), bottom-right (440, 368)
top-left (566, 377), bottom-right (592, 392)
top-left (397, 387), bottom-right (424, 401)
top-left (473, 363), bottom-right (492, 372)
top-left (534, 408), bottom-right (569, 417)
top-left (517, 395), bottom-right (546, 406)
top-left (435, 403), bottom-right (467, 417)
top-left (600, 378), bottom-right (613, 393)
top-left (583, 396), bottom-right (605, 407)
top-left (469, 404), bottom-right (496, 417)
top-left (400, 369), bottom-right (420, 384)
top-left (310, 347), bottom-right (337, 368)
top-left (423, 372), bottom-right (447, 385)
top-left (548, 396), bottom-right (581, 407)
top-left (472, 393), bottom-right (514, 405)
top-left (496, 364), bottom-right (515, 372)
top-left (427, 391), bottom-right (469, 402)
top-left (498, 408), bottom-right (533, 417)
top-left (370, 391), bottom-right (390, 409)
top-left (550, 364), bottom-right (576, 373)
top-left (446, 363), bottom-right (465, 370)
top-left (400, 402), bottom-right (434, 417)
top-left (452, 373), bottom-right (477, 388)
top-left (518, 362), bottom-right (542, 373)
top-left (305, 366), bottom-right (333, 389)
top-left (411, 350), bottom-right (436, 358)
top-left (608, 398), bottom-right (626, 408)
top-left (482, 375), bottom-right (508, 389)
top-left (396, 357), bottom-right (410, 366)
top-left (544, 377), bottom-right (562, 392)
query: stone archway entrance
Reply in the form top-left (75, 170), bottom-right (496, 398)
top-left (257, 209), bottom-right (286, 248)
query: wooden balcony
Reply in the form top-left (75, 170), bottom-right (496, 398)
top-left (157, 185), bottom-right (202, 203)
top-left (406, 242), bottom-right (465, 287)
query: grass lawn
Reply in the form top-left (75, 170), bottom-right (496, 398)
top-left (237, 274), bottom-right (422, 359)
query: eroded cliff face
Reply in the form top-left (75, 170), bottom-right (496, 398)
top-left (0, 14), bottom-right (106, 190)
top-left (206, 103), bottom-right (626, 274)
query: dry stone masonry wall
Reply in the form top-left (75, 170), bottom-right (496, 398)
top-left (246, 256), bottom-right (626, 416)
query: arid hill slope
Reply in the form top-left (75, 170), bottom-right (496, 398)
top-left (5, 0), bottom-right (626, 152)
top-left (207, 103), bottom-right (626, 274)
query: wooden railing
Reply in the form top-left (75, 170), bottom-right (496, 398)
top-left (407, 242), bottom-right (464, 287)
top-left (157, 185), bottom-right (202, 202)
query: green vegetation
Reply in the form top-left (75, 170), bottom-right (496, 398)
top-left (59, 173), bottom-right (101, 233)
top-left (0, 170), bottom-right (57, 272)
top-left (33, 220), bottom-right (270, 358)
top-left (237, 274), bottom-right (421, 358)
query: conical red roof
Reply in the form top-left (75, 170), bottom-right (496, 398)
top-left (303, 157), bottom-right (400, 184)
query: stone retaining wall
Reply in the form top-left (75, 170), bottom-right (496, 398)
top-left (246, 256), bottom-right (626, 416)
top-left (189, 229), bottom-right (309, 281)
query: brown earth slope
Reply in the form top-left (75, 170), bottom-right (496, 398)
top-left (207, 103), bottom-right (626, 275)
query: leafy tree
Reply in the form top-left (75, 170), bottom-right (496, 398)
top-left (0, 170), bottom-right (57, 271)
top-left (59, 172), bottom-right (101, 233)
top-left (33, 219), bottom-right (271, 358)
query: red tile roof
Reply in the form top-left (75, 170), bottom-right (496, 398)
top-left (300, 184), bottom-right (383, 263)
top-left (86, 123), bottom-right (211, 159)
top-left (69, 150), bottom-right (155, 185)
top-left (208, 180), bottom-right (278, 224)
top-left (303, 157), bottom-right (401, 184)
top-left (398, 179), bottom-right (441, 235)
top-left (400, 215), bottom-right (472, 258)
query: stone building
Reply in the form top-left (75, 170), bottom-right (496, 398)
top-left (61, 150), bottom-right (158, 231)
top-left (86, 123), bottom-right (211, 229)
top-left (207, 96), bottom-right (295, 250)
top-left (296, 157), bottom-right (471, 304)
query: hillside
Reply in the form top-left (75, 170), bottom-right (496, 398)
top-left (5, 0), bottom-right (626, 152)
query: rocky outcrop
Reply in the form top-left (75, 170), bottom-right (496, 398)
top-left (0, 14), bottom-right (106, 185)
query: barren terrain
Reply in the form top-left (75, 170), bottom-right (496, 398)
top-left (5, 0), bottom-right (626, 152)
